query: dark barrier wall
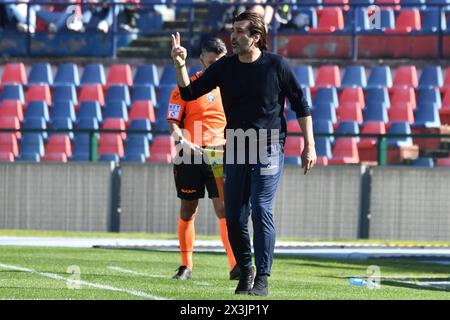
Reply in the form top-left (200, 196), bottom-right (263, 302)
top-left (369, 167), bottom-right (450, 241)
top-left (0, 163), bottom-right (114, 232)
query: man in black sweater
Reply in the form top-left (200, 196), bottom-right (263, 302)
top-left (171, 10), bottom-right (316, 296)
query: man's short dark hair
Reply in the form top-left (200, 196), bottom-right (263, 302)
top-left (233, 10), bottom-right (268, 51)
top-left (201, 38), bottom-right (228, 55)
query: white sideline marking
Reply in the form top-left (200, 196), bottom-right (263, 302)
top-left (108, 266), bottom-right (211, 286)
top-left (0, 263), bottom-right (168, 300)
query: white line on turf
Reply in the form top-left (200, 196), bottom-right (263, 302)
top-left (0, 263), bottom-right (168, 300)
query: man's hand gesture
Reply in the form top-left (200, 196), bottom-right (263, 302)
top-left (171, 32), bottom-right (187, 67)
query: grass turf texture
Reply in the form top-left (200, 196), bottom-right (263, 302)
top-left (1, 246), bottom-right (450, 300)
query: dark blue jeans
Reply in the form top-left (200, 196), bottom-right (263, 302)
top-left (224, 142), bottom-right (284, 276)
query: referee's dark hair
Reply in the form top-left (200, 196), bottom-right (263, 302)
top-left (201, 38), bottom-right (227, 55)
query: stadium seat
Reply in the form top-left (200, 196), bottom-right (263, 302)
top-left (341, 65), bottom-right (367, 88)
top-left (54, 63), bottom-right (80, 86)
top-left (365, 9), bottom-right (396, 33)
top-left (99, 153), bottom-right (121, 162)
top-left (128, 119), bottom-right (152, 141)
top-left (41, 152), bottom-right (68, 163)
top-left (289, 7), bottom-right (318, 32)
top-left (336, 121), bottom-right (360, 142)
top-left (0, 152), bottom-right (14, 162)
top-left (43, 134), bottom-right (72, 158)
top-left (413, 102), bottom-right (441, 128)
top-left (412, 157), bottom-right (434, 167)
top-left (392, 65), bottom-right (418, 88)
top-left (188, 64), bottom-right (202, 77)
top-left (418, 87), bottom-right (441, 109)
top-left (25, 84), bottom-right (52, 106)
top-left (314, 87), bottom-right (339, 107)
top-left (391, 87), bottom-right (416, 109)
top-left (418, 65), bottom-right (443, 89)
top-left (129, 100), bottom-right (156, 124)
top-left (284, 156), bottom-right (302, 166)
top-left (125, 135), bottom-right (150, 159)
top-left (103, 118), bottom-right (127, 140)
top-left (287, 119), bottom-right (301, 133)
top-left (385, 9), bottom-right (421, 33)
top-left (106, 64), bottom-right (133, 87)
top-left (149, 135), bottom-right (175, 163)
top-left (349, 0), bottom-right (374, 4)
top-left (20, 133), bottom-right (45, 157)
top-left (337, 102), bottom-right (363, 124)
top-left (72, 134), bottom-right (91, 161)
top-left (366, 87), bottom-right (391, 108)
top-left (340, 87), bottom-right (365, 107)
top-left (157, 85), bottom-right (174, 109)
top-left (387, 121), bottom-right (413, 147)
top-left (53, 84), bottom-right (78, 105)
top-left (328, 137), bottom-right (360, 164)
top-left (0, 84), bottom-right (25, 104)
top-left (375, 0), bottom-right (401, 9)
top-left (77, 118), bottom-right (99, 131)
top-left (315, 137), bottom-right (333, 159)
top-left (313, 119), bottom-right (335, 144)
top-left (1, 63), bottom-right (27, 85)
top-left (77, 101), bottom-right (103, 124)
top-left (388, 101), bottom-right (414, 124)
top-left (24, 101), bottom-right (50, 122)
top-left (51, 118), bottom-right (74, 139)
top-left (0, 100), bottom-right (23, 122)
top-left (79, 84), bottom-right (105, 107)
top-left (436, 157), bottom-right (450, 167)
top-left (98, 134), bottom-right (124, 158)
top-left (103, 101), bottom-right (129, 122)
top-left (439, 90), bottom-right (450, 124)
top-left (80, 63), bottom-right (106, 85)
top-left (344, 8), bottom-right (370, 32)
top-left (367, 65), bottom-right (393, 89)
top-left (309, 7), bottom-right (345, 33)
top-left (0, 117), bottom-right (21, 139)
top-left (106, 85), bottom-right (131, 107)
top-left (0, 133), bottom-right (19, 158)
top-left (160, 65), bottom-right (177, 86)
top-left (133, 64), bottom-right (159, 87)
top-left (400, 0), bottom-right (426, 8)
top-left (443, 67), bottom-right (450, 92)
top-left (284, 107), bottom-right (297, 122)
top-left (285, 136), bottom-right (305, 157)
top-left (314, 65), bottom-right (341, 88)
top-left (421, 8), bottom-right (447, 33)
top-left (51, 101), bottom-right (76, 123)
top-left (131, 85), bottom-right (157, 106)
top-left (364, 102), bottom-right (389, 123)
top-left (123, 153), bottom-right (146, 163)
top-left (358, 121), bottom-right (386, 162)
top-left (28, 63), bottom-right (53, 85)
top-left (294, 65), bottom-right (315, 87)
top-left (19, 152), bottom-right (40, 162)
top-left (312, 102), bottom-right (337, 123)
top-left (323, 0), bottom-right (350, 9)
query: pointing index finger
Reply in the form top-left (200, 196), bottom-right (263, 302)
top-left (176, 32), bottom-right (181, 46)
top-left (171, 34), bottom-right (177, 49)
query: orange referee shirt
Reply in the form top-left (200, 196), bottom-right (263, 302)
top-left (166, 72), bottom-right (226, 147)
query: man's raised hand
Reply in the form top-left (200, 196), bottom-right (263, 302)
top-left (171, 32), bottom-right (187, 67)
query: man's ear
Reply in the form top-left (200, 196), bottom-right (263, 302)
top-left (253, 33), bottom-right (261, 47)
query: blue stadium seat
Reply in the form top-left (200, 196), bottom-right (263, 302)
top-left (76, 118), bottom-right (99, 131)
top-left (54, 63), bottom-right (80, 86)
top-left (337, 121), bottom-right (360, 143)
top-left (341, 65), bottom-right (367, 88)
top-left (125, 136), bottom-right (150, 158)
top-left (414, 103), bottom-right (441, 128)
top-left (0, 84), bottom-right (25, 104)
top-left (51, 118), bottom-right (74, 139)
top-left (100, 153), bottom-right (120, 162)
top-left (366, 87), bottom-right (391, 108)
top-left (387, 122), bottom-right (413, 147)
top-left (157, 85), bottom-right (174, 109)
top-left (421, 8), bottom-right (447, 33)
top-left (20, 133), bottom-right (45, 157)
top-left (153, 118), bottom-right (170, 132)
top-left (72, 134), bottom-right (91, 161)
top-left (285, 108), bottom-right (297, 121)
top-left (312, 102), bottom-right (337, 123)
top-left (24, 101), bottom-right (50, 122)
top-left (418, 65), bottom-right (443, 89)
top-left (136, 11), bottom-right (164, 33)
top-left (134, 64), bottom-right (159, 87)
top-left (80, 63), bottom-right (106, 85)
top-left (400, 0), bottom-right (426, 9)
top-left (53, 84), bottom-right (78, 105)
top-left (294, 65), bottom-right (315, 87)
top-left (344, 8), bottom-right (370, 32)
top-left (349, 0), bottom-right (374, 4)
top-left (160, 65), bottom-right (177, 86)
top-left (123, 153), bottom-right (146, 163)
top-left (315, 137), bottom-right (332, 158)
top-left (106, 85), bottom-right (131, 107)
top-left (188, 64), bottom-right (202, 77)
top-left (19, 152), bottom-right (40, 162)
top-left (51, 101), bottom-right (76, 123)
top-left (28, 63), bottom-right (53, 85)
top-left (291, 8), bottom-right (318, 31)
top-left (128, 119), bottom-right (152, 141)
top-left (131, 85), bottom-right (157, 106)
top-left (314, 87), bottom-right (339, 108)
top-left (412, 157), bottom-right (434, 167)
top-left (103, 101), bottom-right (129, 122)
top-left (313, 119), bottom-right (335, 144)
top-left (23, 118), bottom-right (48, 140)
top-left (284, 156), bottom-right (302, 166)
top-left (418, 87), bottom-right (442, 109)
top-left (77, 101), bottom-right (103, 123)
top-left (367, 65), bottom-right (393, 89)
top-left (364, 102), bottom-right (389, 123)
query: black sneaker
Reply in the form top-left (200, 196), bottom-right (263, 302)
top-left (234, 266), bottom-right (255, 294)
top-left (172, 266), bottom-right (192, 280)
top-left (249, 275), bottom-right (269, 296)
top-left (229, 265), bottom-right (241, 280)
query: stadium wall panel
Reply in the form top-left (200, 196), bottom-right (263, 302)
top-left (369, 167), bottom-right (450, 241)
top-left (0, 163), bottom-right (113, 232)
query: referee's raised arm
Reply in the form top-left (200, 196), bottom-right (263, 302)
top-left (170, 32), bottom-right (190, 88)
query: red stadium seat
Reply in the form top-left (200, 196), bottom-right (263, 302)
top-left (149, 135), bottom-right (175, 163)
top-left (45, 134), bottom-right (72, 158)
top-left (0, 100), bottom-right (23, 122)
top-left (285, 136), bottom-right (304, 157)
top-left (41, 152), bottom-right (68, 163)
top-left (337, 102), bottom-right (363, 124)
top-left (79, 84), bottom-right (105, 107)
top-left (1, 63), bottom-right (27, 85)
top-left (25, 84), bottom-right (52, 106)
top-left (385, 9), bottom-right (421, 34)
top-left (440, 91), bottom-right (450, 125)
top-left (98, 134), bottom-right (124, 158)
top-left (129, 100), bottom-right (156, 123)
top-left (391, 87), bottom-right (416, 110)
top-left (106, 64), bottom-right (133, 87)
top-left (286, 119), bottom-right (301, 133)
top-left (358, 121), bottom-right (386, 162)
top-left (309, 8), bottom-right (345, 33)
top-left (0, 152), bottom-right (14, 162)
top-left (103, 118), bottom-right (127, 140)
top-left (436, 157), bottom-right (450, 167)
top-left (315, 65), bottom-right (341, 88)
top-left (316, 156), bottom-right (329, 166)
top-left (389, 102), bottom-right (415, 124)
top-left (0, 133), bottom-right (19, 157)
top-left (442, 67), bottom-right (450, 93)
top-left (375, 0), bottom-right (400, 10)
top-left (328, 137), bottom-right (360, 164)
top-left (0, 117), bottom-right (21, 139)
top-left (339, 87), bottom-right (364, 108)
top-left (392, 65), bottom-right (418, 88)
top-left (323, 0), bottom-right (349, 10)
